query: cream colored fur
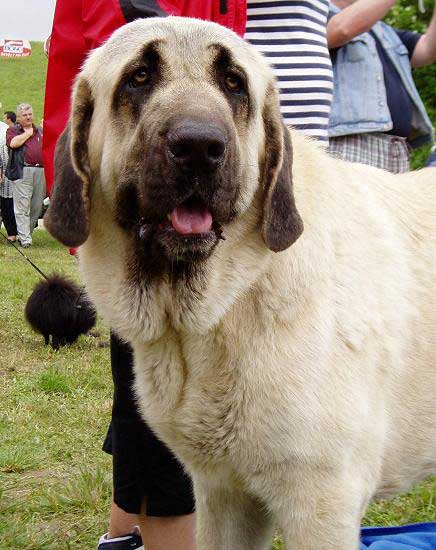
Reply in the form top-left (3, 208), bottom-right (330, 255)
top-left (69, 18), bottom-right (434, 550)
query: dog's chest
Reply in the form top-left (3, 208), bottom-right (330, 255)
top-left (133, 328), bottom-right (246, 466)
top-left (132, 316), bottom-right (314, 474)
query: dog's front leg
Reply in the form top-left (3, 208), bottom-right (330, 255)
top-left (268, 469), bottom-right (365, 550)
top-left (194, 479), bottom-right (274, 550)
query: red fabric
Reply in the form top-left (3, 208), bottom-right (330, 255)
top-left (43, 0), bottom-right (126, 194)
top-left (158, 0), bottom-right (247, 36)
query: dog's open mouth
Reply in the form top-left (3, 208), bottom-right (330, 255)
top-left (161, 195), bottom-right (214, 235)
top-left (138, 195), bottom-right (223, 262)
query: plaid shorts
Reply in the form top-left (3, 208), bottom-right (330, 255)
top-left (329, 133), bottom-right (410, 173)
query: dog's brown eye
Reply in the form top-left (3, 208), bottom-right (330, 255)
top-left (225, 73), bottom-right (243, 93)
top-left (130, 68), bottom-right (150, 87)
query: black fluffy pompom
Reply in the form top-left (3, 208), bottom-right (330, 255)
top-left (25, 274), bottom-right (96, 350)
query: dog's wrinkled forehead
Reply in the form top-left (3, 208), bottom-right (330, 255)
top-left (82, 17), bottom-right (271, 99)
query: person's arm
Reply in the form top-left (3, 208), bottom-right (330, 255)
top-left (410, 5), bottom-right (436, 68)
top-left (9, 127), bottom-right (33, 149)
top-left (327, 0), bottom-right (397, 49)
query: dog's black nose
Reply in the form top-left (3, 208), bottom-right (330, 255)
top-left (167, 122), bottom-right (227, 172)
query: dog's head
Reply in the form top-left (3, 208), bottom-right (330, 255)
top-left (46, 17), bottom-right (303, 270)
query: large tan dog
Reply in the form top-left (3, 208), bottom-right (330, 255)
top-left (46, 17), bottom-right (435, 550)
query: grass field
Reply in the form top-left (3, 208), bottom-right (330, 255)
top-left (0, 230), bottom-right (113, 548)
top-left (0, 229), bottom-right (434, 549)
top-left (0, 42), bottom-right (47, 124)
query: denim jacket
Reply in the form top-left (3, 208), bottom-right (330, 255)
top-left (328, 5), bottom-right (434, 148)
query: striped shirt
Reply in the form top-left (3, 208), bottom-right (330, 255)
top-left (245, 0), bottom-right (332, 144)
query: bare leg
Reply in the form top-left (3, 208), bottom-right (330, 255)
top-left (138, 512), bottom-right (196, 550)
top-left (107, 500), bottom-right (196, 549)
top-left (108, 500), bottom-right (139, 538)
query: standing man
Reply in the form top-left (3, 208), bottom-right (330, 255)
top-left (3, 111), bottom-right (17, 128)
top-left (326, 0), bottom-right (436, 173)
top-left (6, 103), bottom-right (46, 248)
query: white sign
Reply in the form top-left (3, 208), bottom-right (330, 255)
top-left (0, 39), bottom-right (32, 58)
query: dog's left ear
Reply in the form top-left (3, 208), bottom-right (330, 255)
top-left (261, 86), bottom-right (303, 252)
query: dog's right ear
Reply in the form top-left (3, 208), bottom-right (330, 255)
top-left (45, 77), bottom-right (94, 247)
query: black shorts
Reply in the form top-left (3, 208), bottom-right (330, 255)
top-left (103, 333), bottom-right (195, 517)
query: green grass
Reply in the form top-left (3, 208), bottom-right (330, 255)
top-left (37, 366), bottom-right (73, 395)
top-left (0, 229), bottom-right (113, 548)
top-left (0, 229), bottom-right (434, 549)
top-left (0, 42), bottom-right (47, 124)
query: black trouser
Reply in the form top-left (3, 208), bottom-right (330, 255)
top-left (103, 333), bottom-right (195, 516)
top-left (0, 197), bottom-right (18, 236)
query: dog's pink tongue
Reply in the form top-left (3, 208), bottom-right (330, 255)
top-left (171, 204), bottom-right (213, 235)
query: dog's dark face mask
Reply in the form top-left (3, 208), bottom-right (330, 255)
top-left (45, 20), bottom-right (303, 280)
top-left (111, 42), bottom-right (244, 267)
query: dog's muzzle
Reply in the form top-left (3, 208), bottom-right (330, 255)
top-left (166, 120), bottom-right (228, 175)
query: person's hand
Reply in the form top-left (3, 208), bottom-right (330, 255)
top-left (23, 126), bottom-right (34, 137)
